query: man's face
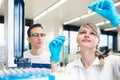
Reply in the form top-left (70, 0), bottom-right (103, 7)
top-left (27, 27), bottom-right (46, 49)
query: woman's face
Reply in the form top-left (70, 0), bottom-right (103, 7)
top-left (77, 27), bottom-right (99, 49)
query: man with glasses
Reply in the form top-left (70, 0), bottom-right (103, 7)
top-left (23, 23), bottom-right (51, 67)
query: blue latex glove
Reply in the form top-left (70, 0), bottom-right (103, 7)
top-left (49, 36), bottom-right (65, 62)
top-left (88, 0), bottom-right (120, 27)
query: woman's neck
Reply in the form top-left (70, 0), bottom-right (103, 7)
top-left (80, 49), bottom-right (96, 69)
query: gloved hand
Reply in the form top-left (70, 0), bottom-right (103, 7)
top-left (88, 0), bottom-right (120, 27)
top-left (49, 36), bottom-right (65, 62)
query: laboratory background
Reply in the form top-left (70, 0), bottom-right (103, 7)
top-left (0, 0), bottom-right (120, 79)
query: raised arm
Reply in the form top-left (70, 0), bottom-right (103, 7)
top-left (49, 36), bottom-right (65, 72)
top-left (88, 0), bottom-right (120, 31)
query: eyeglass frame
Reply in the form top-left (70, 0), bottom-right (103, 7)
top-left (30, 33), bottom-right (46, 37)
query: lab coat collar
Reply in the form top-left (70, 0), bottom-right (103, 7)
top-left (73, 57), bottom-right (100, 69)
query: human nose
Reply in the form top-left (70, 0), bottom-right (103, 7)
top-left (84, 32), bottom-right (89, 37)
top-left (37, 36), bottom-right (43, 41)
top-left (37, 35), bottom-right (43, 39)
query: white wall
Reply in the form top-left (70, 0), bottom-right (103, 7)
top-left (35, 18), bottom-right (63, 46)
top-left (34, 17), bottom-right (64, 61)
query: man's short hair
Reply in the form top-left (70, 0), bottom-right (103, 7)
top-left (27, 23), bottom-right (43, 37)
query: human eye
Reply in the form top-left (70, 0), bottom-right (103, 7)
top-left (40, 33), bottom-right (46, 37)
top-left (30, 33), bottom-right (39, 37)
top-left (90, 32), bottom-right (96, 36)
top-left (79, 31), bottom-right (86, 34)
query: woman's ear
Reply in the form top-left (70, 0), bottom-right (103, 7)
top-left (96, 40), bottom-right (100, 49)
top-left (97, 40), bottom-right (100, 46)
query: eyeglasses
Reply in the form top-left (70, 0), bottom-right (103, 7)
top-left (30, 33), bottom-right (46, 37)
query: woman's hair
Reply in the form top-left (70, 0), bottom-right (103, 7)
top-left (79, 23), bottom-right (104, 68)
top-left (95, 50), bottom-right (104, 68)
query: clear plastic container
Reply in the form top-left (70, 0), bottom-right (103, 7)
top-left (0, 68), bottom-right (55, 80)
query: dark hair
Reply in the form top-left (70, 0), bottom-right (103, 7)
top-left (27, 23), bottom-right (43, 37)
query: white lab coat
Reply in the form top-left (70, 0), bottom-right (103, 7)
top-left (54, 55), bottom-right (120, 80)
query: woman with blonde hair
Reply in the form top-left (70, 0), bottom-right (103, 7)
top-left (49, 0), bottom-right (120, 80)
top-left (49, 23), bottom-right (120, 80)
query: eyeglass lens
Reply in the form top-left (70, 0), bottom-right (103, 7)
top-left (30, 33), bottom-right (46, 37)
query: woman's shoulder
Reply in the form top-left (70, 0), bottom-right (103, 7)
top-left (105, 54), bottom-right (119, 58)
top-left (105, 55), bottom-right (120, 62)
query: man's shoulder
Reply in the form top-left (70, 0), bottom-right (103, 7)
top-left (23, 50), bottom-right (31, 56)
top-left (24, 50), bottom-right (30, 53)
